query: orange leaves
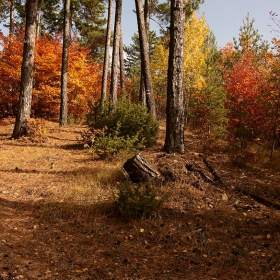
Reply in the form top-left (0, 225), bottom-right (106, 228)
top-left (0, 31), bottom-right (102, 120)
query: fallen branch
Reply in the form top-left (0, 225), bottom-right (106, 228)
top-left (198, 154), bottom-right (227, 189)
top-left (234, 187), bottom-right (280, 210)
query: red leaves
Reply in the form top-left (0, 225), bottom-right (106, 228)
top-left (223, 52), bottom-right (272, 143)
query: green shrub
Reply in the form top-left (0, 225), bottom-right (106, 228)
top-left (86, 97), bottom-right (159, 158)
top-left (115, 182), bottom-right (166, 220)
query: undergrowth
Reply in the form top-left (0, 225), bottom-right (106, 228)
top-left (114, 182), bottom-right (167, 220)
top-left (85, 97), bottom-right (158, 159)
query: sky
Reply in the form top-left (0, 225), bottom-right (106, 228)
top-left (122, 0), bottom-right (280, 48)
top-left (0, 0), bottom-right (278, 49)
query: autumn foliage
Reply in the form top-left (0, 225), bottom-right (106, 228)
top-left (224, 53), bottom-right (267, 142)
top-left (1, 14), bottom-right (280, 150)
top-left (0, 30), bottom-right (102, 121)
top-left (221, 41), bottom-right (280, 148)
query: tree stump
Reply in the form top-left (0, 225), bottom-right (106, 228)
top-left (123, 153), bottom-right (160, 183)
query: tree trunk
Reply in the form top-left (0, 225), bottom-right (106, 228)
top-left (139, 74), bottom-right (146, 106)
top-left (110, 0), bottom-right (122, 106)
top-left (139, 0), bottom-right (151, 107)
top-left (144, 0), bottom-right (151, 31)
top-left (119, 25), bottom-right (126, 93)
top-left (164, 0), bottom-right (186, 153)
top-left (60, 0), bottom-right (71, 126)
top-left (36, 6), bottom-right (42, 37)
top-left (9, 0), bottom-right (15, 37)
top-left (271, 89), bottom-right (280, 158)
top-left (101, 0), bottom-right (114, 111)
top-left (12, 0), bottom-right (38, 139)
top-left (135, 0), bottom-right (156, 118)
top-left (123, 153), bottom-right (160, 183)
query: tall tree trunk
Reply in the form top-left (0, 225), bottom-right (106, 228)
top-left (144, 0), bottom-right (151, 31)
top-left (139, 0), bottom-right (150, 107)
top-left (9, 0), bottom-right (15, 37)
top-left (60, 0), bottom-right (71, 126)
top-left (164, 0), bottom-right (186, 153)
top-left (101, 0), bottom-right (114, 111)
top-left (36, 6), bottom-right (42, 37)
top-left (12, 0), bottom-right (38, 139)
top-left (119, 25), bottom-right (126, 92)
top-left (135, 0), bottom-right (156, 118)
top-left (110, 0), bottom-right (122, 106)
top-left (271, 90), bottom-right (280, 158)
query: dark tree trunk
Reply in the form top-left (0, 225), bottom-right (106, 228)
top-left (110, 0), bottom-right (122, 106)
top-left (9, 0), bottom-right (15, 37)
top-left (60, 0), bottom-right (71, 126)
top-left (12, 0), bottom-right (38, 139)
top-left (135, 0), bottom-right (156, 118)
top-left (101, 0), bottom-right (114, 111)
top-left (124, 153), bottom-right (160, 183)
top-left (164, 0), bottom-right (186, 153)
top-left (271, 90), bottom-right (280, 158)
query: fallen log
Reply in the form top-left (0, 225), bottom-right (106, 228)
top-left (234, 187), bottom-right (280, 210)
top-left (123, 153), bottom-right (161, 183)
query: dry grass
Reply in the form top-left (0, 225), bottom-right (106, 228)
top-left (0, 119), bottom-right (279, 279)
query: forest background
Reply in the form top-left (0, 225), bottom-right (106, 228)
top-left (0, 0), bottom-right (280, 153)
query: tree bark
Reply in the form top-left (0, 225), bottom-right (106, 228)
top-left (164, 0), bottom-right (186, 153)
top-left (59, 0), bottom-right (71, 126)
top-left (270, 90), bottom-right (280, 158)
top-left (12, 0), bottom-right (38, 139)
top-left (9, 0), bottom-right (15, 37)
top-left (139, 0), bottom-right (151, 107)
top-left (110, 0), bottom-right (122, 106)
top-left (36, 6), bottom-right (42, 38)
top-left (119, 25), bottom-right (126, 92)
top-left (101, 0), bottom-right (114, 111)
top-left (124, 153), bottom-right (160, 183)
top-left (135, 0), bottom-right (156, 118)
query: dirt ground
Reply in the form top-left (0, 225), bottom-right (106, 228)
top-left (0, 119), bottom-right (279, 280)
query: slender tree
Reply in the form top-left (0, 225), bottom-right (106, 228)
top-left (164, 0), bottom-right (186, 153)
top-left (12, 0), bottom-right (38, 139)
top-left (60, 0), bottom-right (71, 126)
top-left (139, 0), bottom-right (151, 106)
top-left (9, 0), bottom-right (15, 36)
top-left (100, 0), bottom-right (114, 110)
top-left (135, 0), bottom-right (156, 118)
top-left (119, 25), bottom-right (126, 92)
top-left (110, 0), bottom-right (122, 106)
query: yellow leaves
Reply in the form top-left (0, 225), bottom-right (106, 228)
top-left (184, 13), bottom-right (211, 91)
top-left (150, 12), bottom-right (211, 96)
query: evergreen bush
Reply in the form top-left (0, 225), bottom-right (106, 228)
top-left (85, 97), bottom-right (159, 158)
top-left (115, 182), bottom-right (166, 220)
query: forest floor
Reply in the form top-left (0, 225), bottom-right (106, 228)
top-left (0, 119), bottom-right (279, 280)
